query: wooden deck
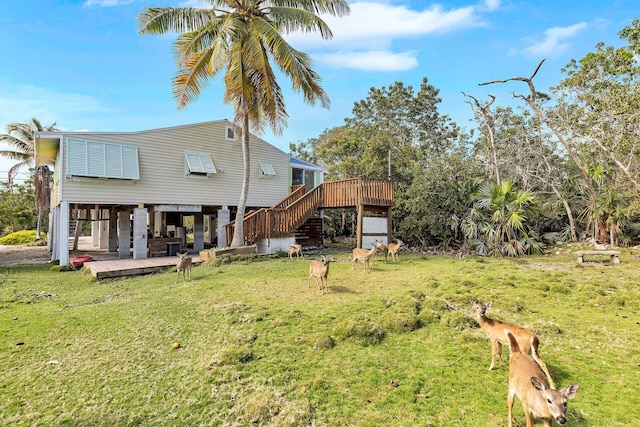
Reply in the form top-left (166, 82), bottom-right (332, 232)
top-left (226, 178), bottom-right (394, 247)
top-left (84, 255), bottom-right (201, 279)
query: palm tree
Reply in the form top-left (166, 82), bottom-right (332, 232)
top-left (462, 181), bottom-right (544, 256)
top-left (0, 118), bottom-right (58, 187)
top-left (137, 0), bottom-right (349, 248)
top-left (0, 118), bottom-right (58, 240)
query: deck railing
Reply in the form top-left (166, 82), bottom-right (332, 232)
top-left (225, 178), bottom-right (394, 247)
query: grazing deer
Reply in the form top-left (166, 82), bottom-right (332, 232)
top-left (175, 252), bottom-right (192, 283)
top-left (387, 239), bottom-right (403, 262)
top-left (351, 241), bottom-right (382, 272)
top-left (374, 242), bottom-right (388, 263)
top-left (506, 330), bottom-right (579, 427)
top-left (470, 300), bottom-right (554, 388)
top-left (308, 256), bottom-right (333, 294)
top-left (289, 242), bottom-right (303, 260)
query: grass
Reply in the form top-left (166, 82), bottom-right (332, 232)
top-left (1, 246), bottom-right (639, 426)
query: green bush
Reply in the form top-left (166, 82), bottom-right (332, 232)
top-left (0, 230), bottom-right (45, 245)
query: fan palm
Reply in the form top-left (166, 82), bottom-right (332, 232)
top-left (462, 181), bottom-right (543, 256)
top-left (0, 118), bottom-right (58, 240)
top-left (137, 0), bottom-right (349, 247)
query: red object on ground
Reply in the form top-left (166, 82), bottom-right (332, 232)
top-left (70, 254), bottom-right (94, 269)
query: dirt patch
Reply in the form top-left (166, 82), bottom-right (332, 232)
top-left (0, 245), bottom-right (52, 267)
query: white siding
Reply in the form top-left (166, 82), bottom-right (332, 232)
top-left (58, 121), bottom-right (289, 207)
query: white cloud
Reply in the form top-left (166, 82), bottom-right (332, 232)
top-left (289, 2), bottom-right (487, 50)
top-left (315, 50), bottom-right (419, 72)
top-left (285, 1), bottom-right (495, 72)
top-left (483, 0), bottom-right (501, 11)
top-left (522, 23), bottom-right (588, 58)
top-left (82, 0), bottom-right (134, 7)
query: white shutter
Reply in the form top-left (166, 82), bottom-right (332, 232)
top-left (66, 139), bottom-right (88, 176)
top-left (259, 161), bottom-right (276, 177)
top-left (185, 152), bottom-right (216, 175)
top-left (65, 138), bottom-right (139, 180)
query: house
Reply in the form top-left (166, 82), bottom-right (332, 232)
top-left (35, 120), bottom-right (311, 266)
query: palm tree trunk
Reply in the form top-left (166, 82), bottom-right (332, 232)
top-left (230, 114), bottom-right (251, 248)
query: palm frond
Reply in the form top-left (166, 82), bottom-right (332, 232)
top-left (173, 48), bottom-right (216, 108)
top-left (137, 7), bottom-right (218, 35)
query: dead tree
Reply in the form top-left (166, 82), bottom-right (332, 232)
top-left (480, 59), bottom-right (596, 241)
top-left (462, 92), bottom-right (500, 184)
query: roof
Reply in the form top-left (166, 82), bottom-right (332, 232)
top-left (289, 157), bottom-right (328, 174)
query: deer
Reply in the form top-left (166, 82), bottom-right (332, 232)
top-left (505, 330), bottom-right (579, 427)
top-left (308, 255), bottom-right (333, 294)
top-left (374, 242), bottom-right (388, 263)
top-left (387, 239), bottom-right (403, 262)
top-left (175, 252), bottom-right (192, 283)
top-left (351, 241), bottom-right (383, 272)
top-left (470, 300), bottom-right (554, 388)
top-left (289, 242), bottom-right (303, 260)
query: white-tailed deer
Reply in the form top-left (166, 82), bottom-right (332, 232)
top-left (374, 242), bottom-right (388, 263)
top-left (506, 330), bottom-right (579, 427)
top-left (470, 300), bottom-right (554, 388)
top-left (387, 239), bottom-right (403, 262)
top-left (175, 252), bottom-right (192, 283)
top-left (289, 242), bottom-right (303, 260)
top-left (351, 241), bottom-right (382, 272)
top-left (308, 255), bottom-right (333, 294)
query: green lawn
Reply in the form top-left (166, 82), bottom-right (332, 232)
top-left (1, 248), bottom-right (639, 426)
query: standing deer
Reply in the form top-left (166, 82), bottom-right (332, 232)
top-left (351, 241), bottom-right (383, 272)
top-left (470, 300), bottom-right (554, 388)
top-left (308, 255), bottom-right (333, 294)
top-left (387, 239), bottom-right (403, 262)
top-left (505, 330), bottom-right (579, 427)
top-left (175, 252), bottom-right (192, 283)
top-left (289, 242), bottom-right (303, 260)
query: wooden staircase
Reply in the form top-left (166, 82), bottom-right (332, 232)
top-left (225, 178), bottom-right (394, 247)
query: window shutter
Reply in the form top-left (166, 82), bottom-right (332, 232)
top-left (259, 161), bottom-right (276, 176)
top-left (66, 138), bottom-right (139, 180)
top-left (185, 152), bottom-right (216, 175)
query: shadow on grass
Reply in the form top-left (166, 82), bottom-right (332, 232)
top-left (327, 285), bottom-right (358, 294)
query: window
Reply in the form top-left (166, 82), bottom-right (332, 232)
top-left (259, 161), bottom-right (276, 178)
top-left (225, 125), bottom-right (236, 141)
top-left (66, 138), bottom-right (140, 180)
top-left (185, 152), bottom-right (216, 176)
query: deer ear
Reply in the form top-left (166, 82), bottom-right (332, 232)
top-left (563, 383), bottom-right (579, 399)
top-left (486, 301), bottom-right (493, 308)
top-left (530, 377), bottom-right (547, 392)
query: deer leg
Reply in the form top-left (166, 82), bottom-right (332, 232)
top-left (489, 339), bottom-right (499, 370)
top-left (507, 389), bottom-right (515, 427)
top-left (524, 407), bottom-right (534, 427)
top-left (496, 341), bottom-right (503, 367)
top-left (531, 345), bottom-right (555, 389)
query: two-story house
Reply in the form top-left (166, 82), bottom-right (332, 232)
top-left (35, 120), bottom-right (322, 266)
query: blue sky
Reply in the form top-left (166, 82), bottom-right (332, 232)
top-left (1, 0), bottom-right (639, 181)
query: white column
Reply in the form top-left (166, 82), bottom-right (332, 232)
top-left (217, 206), bottom-right (230, 248)
top-left (91, 208), bottom-right (99, 247)
top-left (132, 208), bottom-right (148, 259)
top-left (59, 201), bottom-right (70, 266)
